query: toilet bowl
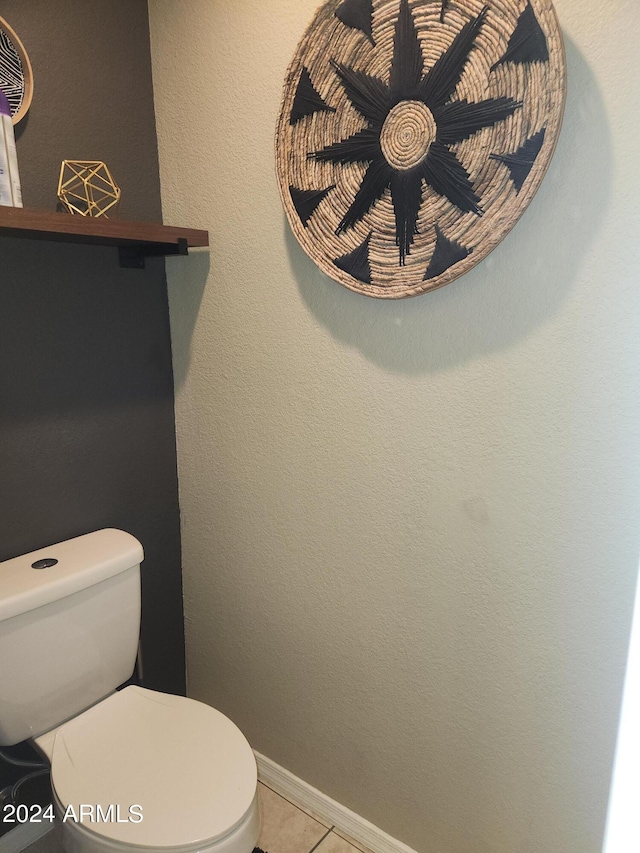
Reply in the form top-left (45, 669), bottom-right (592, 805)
top-left (0, 530), bottom-right (260, 853)
top-left (34, 687), bottom-right (260, 853)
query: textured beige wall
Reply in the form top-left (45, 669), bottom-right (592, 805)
top-left (149, 1), bottom-right (640, 851)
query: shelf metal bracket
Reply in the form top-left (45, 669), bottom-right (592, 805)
top-left (118, 237), bottom-right (189, 270)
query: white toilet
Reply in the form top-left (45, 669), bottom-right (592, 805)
top-left (0, 529), bottom-right (260, 853)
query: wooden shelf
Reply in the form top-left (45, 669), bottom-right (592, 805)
top-left (0, 207), bottom-right (209, 268)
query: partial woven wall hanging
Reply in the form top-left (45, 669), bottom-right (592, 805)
top-left (275, 0), bottom-right (566, 299)
top-left (0, 16), bottom-right (33, 124)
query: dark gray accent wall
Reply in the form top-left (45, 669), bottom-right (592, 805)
top-left (0, 0), bottom-right (185, 695)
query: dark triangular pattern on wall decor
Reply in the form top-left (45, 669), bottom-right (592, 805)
top-left (440, 0), bottom-right (452, 23)
top-left (424, 226), bottom-right (473, 280)
top-left (335, 0), bottom-right (375, 45)
top-left (290, 68), bottom-right (336, 125)
top-left (490, 127), bottom-right (546, 193)
top-left (334, 232), bottom-right (373, 283)
top-left (491, 2), bottom-right (549, 71)
top-left (290, 185), bottom-right (335, 226)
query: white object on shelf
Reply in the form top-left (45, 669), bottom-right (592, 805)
top-left (0, 89), bottom-right (22, 207)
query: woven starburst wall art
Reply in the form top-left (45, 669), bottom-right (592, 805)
top-left (0, 16), bottom-right (33, 124)
top-left (275, 0), bottom-right (566, 298)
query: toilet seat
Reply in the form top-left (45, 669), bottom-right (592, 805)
top-left (47, 686), bottom-right (257, 850)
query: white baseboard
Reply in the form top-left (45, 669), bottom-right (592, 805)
top-left (0, 822), bottom-right (52, 853)
top-left (254, 752), bottom-right (419, 853)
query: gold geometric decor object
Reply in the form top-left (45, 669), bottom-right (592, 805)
top-left (275, 0), bottom-right (567, 298)
top-left (57, 160), bottom-right (121, 218)
top-left (0, 16), bottom-right (34, 125)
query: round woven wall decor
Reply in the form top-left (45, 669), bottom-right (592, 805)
top-left (0, 16), bottom-right (34, 125)
top-left (275, 0), bottom-right (566, 298)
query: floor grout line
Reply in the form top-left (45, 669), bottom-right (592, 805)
top-left (307, 825), bottom-right (335, 853)
top-left (332, 828), bottom-right (374, 853)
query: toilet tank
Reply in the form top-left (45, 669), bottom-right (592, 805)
top-left (0, 529), bottom-right (143, 745)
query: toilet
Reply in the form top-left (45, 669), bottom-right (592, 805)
top-left (0, 529), bottom-right (260, 853)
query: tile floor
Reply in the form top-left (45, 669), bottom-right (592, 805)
top-left (19, 782), bottom-right (370, 853)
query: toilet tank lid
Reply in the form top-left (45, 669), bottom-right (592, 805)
top-left (0, 529), bottom-right (144, 622)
